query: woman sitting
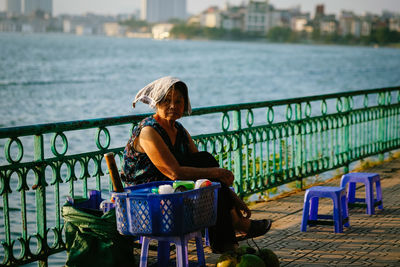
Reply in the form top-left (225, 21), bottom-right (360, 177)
top-left (122, 76), bottom-right (272, 253)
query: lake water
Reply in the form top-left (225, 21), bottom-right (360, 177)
top-left (1, 33), bottom-right (400, 266)
top-left (1, 33), bottom-right (400, 130)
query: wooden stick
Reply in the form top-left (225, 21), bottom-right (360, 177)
top-left (104, 152), bottom-right (124, 193)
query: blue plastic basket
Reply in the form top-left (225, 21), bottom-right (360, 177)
top-left (113, 181), bottom-right (220, 236)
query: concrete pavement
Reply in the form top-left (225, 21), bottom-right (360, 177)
top-left (144, 156), bottom-right (400, 266)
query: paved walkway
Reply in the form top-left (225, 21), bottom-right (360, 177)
top-left (144, 157), bottom-right (400, 266)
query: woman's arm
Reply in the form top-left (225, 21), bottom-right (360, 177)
top-left (138, 126), bottom-right (233, 185)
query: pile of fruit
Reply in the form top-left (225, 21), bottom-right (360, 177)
top-left (216, 245), bottom-right (279, 267)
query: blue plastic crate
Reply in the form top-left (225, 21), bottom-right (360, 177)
top-left (113, 181), bottom-right (220, 236)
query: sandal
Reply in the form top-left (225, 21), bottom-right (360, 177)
top-left (239, 219), bottom-right (272, 240)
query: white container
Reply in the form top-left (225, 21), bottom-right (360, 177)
top-left (195, 179), bottom-right (212, 189)
top-left (158, 184), bottom-right (174, 194)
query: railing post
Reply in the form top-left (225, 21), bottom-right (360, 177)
top-left (343, 97), bottom-right (350, 173)
top-left (34, 134), bottom-right (48, 267)
top-left (295, 103), bottom-right (303, 190)
top-left (233, 110), bottom-right (243, 197)
top-left (378, 92), bottom-right (385, 162)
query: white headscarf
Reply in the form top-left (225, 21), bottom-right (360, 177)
top-left (132, 76), bottom-right (192, 115)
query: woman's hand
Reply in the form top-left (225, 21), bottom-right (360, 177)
top-left (215, 168), bottom-right (234, 186)
top-left (231, 191), bottom-right (251, 219)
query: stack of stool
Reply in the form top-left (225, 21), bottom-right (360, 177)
top-left (340, 172), bottom-right (383, 215)
top-left (301, 172), bottom-right (384, 233)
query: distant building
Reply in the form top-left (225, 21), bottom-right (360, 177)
top-left (315, 4), bottom-right (324, 19)
top-left (320, 15), bottom-right (337, 34)
top-left (24, 0), bottom-right (53, 16)
top-left (152, 23), bottom-right (174, 39)
top-left (187, 15), bottom-right (200, 25)
top-left (141, 0), bottom-right (186, 23)
top-left (220, 6), bottom-right (246, 31)
top-left (0, 20), bottom-right (19, 31)
top-left (62, 14), bottom-right (116, 35)
top-left (103, 22), bottom-right (126, 37)
top-left (200, 6), bottom-right (221, 28)
top-left (75, 25), bottom-right (94, 35)
top-left (6, 0), bottom-right (22, 16)
top-left (339, 11), bottom-right (357, 36)
top-left (359, 14), bottom-right (373, 36)
top-left (271, 8), bottom-right (293, 28)
top-left (339, 11), bottom-right (373, 37)
top-left (291, 15), bottom-right (309, 32)
top-left (245, 0), bottom-right (271, 34)
top-left (389, 17), bottom-right (400, 32)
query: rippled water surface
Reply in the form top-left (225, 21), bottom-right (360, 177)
top-left (1, 33), bottom-right (400, 130)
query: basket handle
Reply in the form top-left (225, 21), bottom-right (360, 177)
top-left (104, 152), bottom-right (124, 192)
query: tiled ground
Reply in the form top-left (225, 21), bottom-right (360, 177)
top-left (143, 157), bottom-right (400, 266)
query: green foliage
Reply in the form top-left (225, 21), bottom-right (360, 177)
top-left (267, 27), bottom-right (292, 42)
top-left (214, 138), bottom-right (291, 198)
top-left (119, 18), bottom-right (149, 31)
top-left (266, 24), bottom-right (400, 46)
top-left (170, 23), bottom-right (203, 39)
top-left (167, 18), bottom-right (186, 24)
top-left (170, 24), bottom-right (262, 40)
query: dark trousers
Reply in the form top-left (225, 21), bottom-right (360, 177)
top-left (178, 152), bottom-right (237, 250)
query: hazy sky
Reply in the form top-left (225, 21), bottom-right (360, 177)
top-left (0, 0), bottom-right (399, 16)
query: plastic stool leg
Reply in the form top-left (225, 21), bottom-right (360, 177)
top-left (157, 240), bottom-right (170, 267)
top-left (140, 237), bottom-right (151, 267)
top-left (195, 233), bottom-right (205, 266)
top-left (365, 181), bottom-right (375, 215)
top-left (375, 179), bottom-right (384, 210)
top-left (204, 228), bottom-right (210, 246)
top-left (332, 195), bottom-right (343, 233)
top-left (341, 193), bottom-right (350, 227)
top-left (176, 236), bottom-right (189, 267)
top-left (301, 192), bottom-right (311, 232)
top-left (347, 182), bottom-right (356, 203)
top-left (310, 197), bottom-right (319, 220)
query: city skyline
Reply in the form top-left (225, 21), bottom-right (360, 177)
top-left (0, 0), bottom-right (400, 16)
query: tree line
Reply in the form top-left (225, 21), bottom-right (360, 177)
top-left (119, 18), bottom-right (400, 46)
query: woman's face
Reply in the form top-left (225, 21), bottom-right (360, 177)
top-left (156, 88), bottom-right (185, 121)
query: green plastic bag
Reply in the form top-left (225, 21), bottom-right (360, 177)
top-left (62, 202), bottom-right (135, 267)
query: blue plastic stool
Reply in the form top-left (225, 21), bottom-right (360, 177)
top-left (301, 186), bottom-right (350, 233)
top-left (139, 231), bottom-right (205, 267)
top-left (340, 172), bottom-right (383, 215)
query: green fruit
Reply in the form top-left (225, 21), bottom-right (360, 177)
top-left (216, 253), bottom-right (238, 267)
top-left (235, 245), bottom-right (257, 256)
top-left (256, 248), bottom-right (280, 267)
top-left (236, 254), bottom-right (266, 267)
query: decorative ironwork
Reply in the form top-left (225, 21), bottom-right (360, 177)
top-left (0, 86), bottom-right (399, 266)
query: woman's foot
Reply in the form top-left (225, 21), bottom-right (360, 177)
top-left (240, 219), bottom-right (272, 240)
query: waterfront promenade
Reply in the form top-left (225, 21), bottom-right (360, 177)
top-left (144, 156), bottom-right (400, 266)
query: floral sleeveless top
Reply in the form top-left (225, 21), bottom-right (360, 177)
top-left (122, 116), bottom-right (190, 185)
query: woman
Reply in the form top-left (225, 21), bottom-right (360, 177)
top-left (122, 76), bottom-right (272, 253)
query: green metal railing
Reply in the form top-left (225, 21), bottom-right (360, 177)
top-left (1, 86), bottom-right (399, 266)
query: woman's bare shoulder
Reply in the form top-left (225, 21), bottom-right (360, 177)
top-left (138, 125), bottom-right (164, 143)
